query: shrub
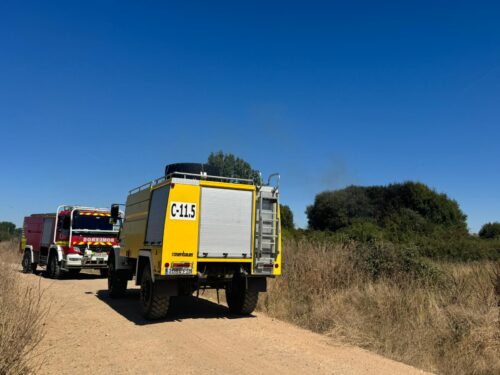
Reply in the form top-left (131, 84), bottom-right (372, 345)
top-left (259, 239), bottom-right (500, 374)
top-left (306, 182), bottom-right (468, 235)
top-left (280, 204), bottom-right (294, 230)
top-left (0, 241), bottom-right (49, 375)
top-left (0, 222), bottom-right (21, 242)
top-left (479, 222), bottom-right (500, 239)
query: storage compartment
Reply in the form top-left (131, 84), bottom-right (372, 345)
top-left (41, 218), bottom-right (55, 247)
top-left (198, 187), bottom-right (253, 258)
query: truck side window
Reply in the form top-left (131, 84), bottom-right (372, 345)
top-left (145, 186), bottom-right (170, 245)
top-left (57, 216), bottom-right (64, 231)
top-left (63, 216), bottom-right (71, 230)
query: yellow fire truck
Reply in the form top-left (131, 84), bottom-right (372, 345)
top-left (108, 163), bottom-right (281, 319)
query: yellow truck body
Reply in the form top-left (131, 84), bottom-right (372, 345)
top-left (108, 164), bottom-right (281, 319)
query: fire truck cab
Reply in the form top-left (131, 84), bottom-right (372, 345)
top-left (21, 205), bottom-right (119, 278)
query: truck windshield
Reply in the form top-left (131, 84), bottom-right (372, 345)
top-left (72, 215), bottom-right (114, 231)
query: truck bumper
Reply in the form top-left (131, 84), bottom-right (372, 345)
top-left (64, 254), bottom-right (108, 269)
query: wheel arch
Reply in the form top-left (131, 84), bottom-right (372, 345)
top-left (49, 245), bottom-right (63, 262)
top-left (136, 250), bottom-right (154, 285)
top-left (23, 245), bottom-right (34, 263)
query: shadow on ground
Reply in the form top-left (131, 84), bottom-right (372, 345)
top-left (23, 269), bottom-right (104, 280)
top-left (96, 289), bottom-right (254, 325)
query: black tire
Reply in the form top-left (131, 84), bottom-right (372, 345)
top-left (226, 275), bottom-right (259, 315)
top-left (48, 253), bottom-right (62, 279)
top-left (99, 268), bottom-right (109, 278)
top-left (140, 264), bottom-right (170, 320)
top-left (31, 263), bottom-right (38, 273)
top-left (22, 251), bottom-right (31, 273)
top-left (108, 257), bottom-right (127, 298)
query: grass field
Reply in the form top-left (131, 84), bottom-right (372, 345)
top-left (258, 238), bottom-right (500, 375)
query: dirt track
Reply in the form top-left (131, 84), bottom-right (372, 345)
top-left (24, 271), bottom-right (429, 375)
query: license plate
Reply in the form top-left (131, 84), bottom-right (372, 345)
top-left (167, 268), bottom-right (192, 275)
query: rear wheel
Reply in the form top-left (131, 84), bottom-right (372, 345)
top-left (226, 275), bottom-right (259, 315)
top-left (22, 251), bottom-right (31, 273)
top-left (108, 257), bottom-right (127, 298)
top-left (140, 264), bottom-right (170, 320)
top-left (99, 268), bottom-right (108, 278)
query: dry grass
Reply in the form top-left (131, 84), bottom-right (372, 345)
top-left (259, 239), bottom-right (500, 375)
top-left (0, 241), bottom-right (50, 375)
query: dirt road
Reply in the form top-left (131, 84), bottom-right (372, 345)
top-left (25, 272), bottom-right (429, 374)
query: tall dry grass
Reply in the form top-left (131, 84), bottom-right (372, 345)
top-left (0, 241), bottom-right (49, 375)
top-left (259, 239), bottom-right (500, 374)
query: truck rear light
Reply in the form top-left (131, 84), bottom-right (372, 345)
top-left (275, 263), bottom-right (279, 268)
top-left (164, 262), bottom-right (170, 268)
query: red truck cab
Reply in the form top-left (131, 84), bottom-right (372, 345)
top-left (21, 205), bottom-right (119, 278)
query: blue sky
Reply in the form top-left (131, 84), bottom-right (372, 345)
top-left (1, 1), bottom-right (499, 232)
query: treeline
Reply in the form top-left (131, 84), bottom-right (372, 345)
top-left (207, 151), bottom-right (499, 261)
top-left (0, 222), bottom-right (21, 242)
top-left (304, 182), bottom-right (500, 261)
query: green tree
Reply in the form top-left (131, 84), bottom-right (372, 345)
top-left (306, 186), bottom-right (375, 231)
top-left (280, 204), bottom-right (294, 230)
top-left (207, 151), bottom-right (261, 183)
top-left (478, 222), bottom-right (500, 239)
top-left (306, 182), bottom-right (468, 235)
top-left (0, 221), bottom-right (19, 241)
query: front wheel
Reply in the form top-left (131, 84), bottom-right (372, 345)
top-left (47, 254), bottom-right (62, 279)
top-left (140, 264), bottom-right (170, 320)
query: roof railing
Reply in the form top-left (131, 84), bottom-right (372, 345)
top-left (128, 171), bottom-right (255, 195)
top-left (57, 205), bottom-right (111, 213)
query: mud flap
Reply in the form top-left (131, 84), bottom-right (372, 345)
top-left (155, 279), bottom-right (179, 297)
top-left (247, 277), bottom-right (267, 292)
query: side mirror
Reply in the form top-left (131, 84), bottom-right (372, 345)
top-left (110, 204), bottom-right (120, 220)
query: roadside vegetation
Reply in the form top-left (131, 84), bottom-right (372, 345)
top-left (0, 221), bottom-right (21, 242)
top-left (259, 237), bottom-right (500, 375)
top-left (0, 241), bottom-right (49, 375)
top-left (260, 170), bottom-right (498, 373)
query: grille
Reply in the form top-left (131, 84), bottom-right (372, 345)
top-left (86, 245), bottom-right (112, 253)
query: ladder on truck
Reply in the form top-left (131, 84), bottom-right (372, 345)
top-left (254, 175), bottom-right (280, 273)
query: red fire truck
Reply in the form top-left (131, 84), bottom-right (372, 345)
top-left (21, 205), bottom-right (119, 278)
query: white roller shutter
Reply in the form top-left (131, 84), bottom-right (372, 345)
top-left (198, 187), bottom-right (253, 258)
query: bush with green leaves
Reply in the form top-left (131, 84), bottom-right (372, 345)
top-left (280, 204), bottom-right (294, 230)
top-left (307, 182), bottom-right (468, 236)
top-left (0, 222), bottom-right (20, 242)
top-left (478, 222), bottom-right (500, 239)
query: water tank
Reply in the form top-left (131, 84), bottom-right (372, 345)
top-left (164, 163), bottom-right (218, 177)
